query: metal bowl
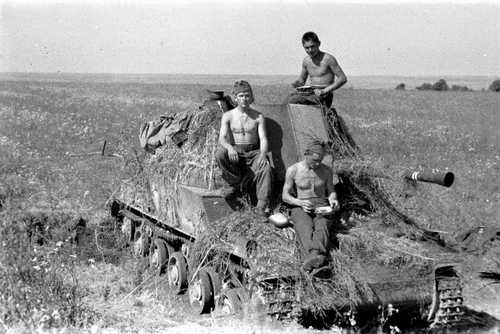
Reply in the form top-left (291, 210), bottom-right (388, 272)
top-left (268, 213), bottom-right (290, 228)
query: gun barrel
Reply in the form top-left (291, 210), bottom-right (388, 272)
top-left (335, 163), bottom-right (390, 179)
top-left (404, 170), bottom-right (455, 187)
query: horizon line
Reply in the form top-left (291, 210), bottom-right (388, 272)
top-left (1, 71), bottom-right (497, 78)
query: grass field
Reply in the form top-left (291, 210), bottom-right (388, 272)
top-left (0, 77), bottom-right (498, 333)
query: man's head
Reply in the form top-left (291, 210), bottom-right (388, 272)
top-left (304, 139), bottom-right (327, 169)
top-left (302, 31), bottom-right (321, 58)
top-left (232, 80), bottom-right (254, 106)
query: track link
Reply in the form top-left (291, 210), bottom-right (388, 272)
top-left (255, 278), bottom-right (298, 319)
top-left (429, 266), bottom-right (465, 329)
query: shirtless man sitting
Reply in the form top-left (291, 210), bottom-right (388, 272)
top-left (216, 80), bottom-right (271, 216)
top-left (292, 31), bottom-right (348, 109)
top-left (282, 140), bottom-right (339, 272)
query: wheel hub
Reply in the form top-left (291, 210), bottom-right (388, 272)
top-left (121, 219), bottom-right (131, 238)
top-left (150, 249), bottom-right (159, 267)
top-left (169, 265), bottom-right (179, 285)
top-left (221, 297), bottom-right (232, 314)
top-left (189, 281), bottom-right (202, 302)
top-left (134, 237), bottom-right (144, 256)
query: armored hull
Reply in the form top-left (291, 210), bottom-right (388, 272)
top-left (107, 94), bottom-right (465, 330)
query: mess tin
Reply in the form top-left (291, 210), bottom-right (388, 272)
top-left (314, 206), bottom-right (334, 215)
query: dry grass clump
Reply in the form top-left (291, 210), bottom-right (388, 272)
top-left (187, 210), bottom-right (296, 276)
top-left (297, 250), bottom-right (375, 314)
top-left (121, 104), bottom-right (224, 223)
top-left (150, 105), bottom-right (222, 187)
top-left (187, 209), bottom-right (375, 314)
top-left (338, 224), bottom-right (434, 277)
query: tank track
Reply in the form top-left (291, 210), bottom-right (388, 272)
top-left (147, 222), bottom-right (189, 248)
top-left (262, 292), bottom-right (297, 320)
top-left (429, 266), bottom-right (464, 329)
top-left (254, 278), bottom-right (298, 320)
top-left (112, 197), bottom-right (298, 320)
top-left (113, 199), bottom-right (194, 247)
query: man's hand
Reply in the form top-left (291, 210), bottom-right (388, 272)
top-left (292, 80), bottom-right (304, 88)
top-left (298, 199), bottom-right (314, 213)
top-left (313, 88), bottom-right (326, 96)
top-left (227, 146), bottom-right (239, 162)
top-left (328, 193), bottom-right (340, 211)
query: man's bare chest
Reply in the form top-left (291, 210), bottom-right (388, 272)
top-left (305, 60), bottom-right (331, 76)
top-left (230, 114), bottom-right (258, 134)
top-left (294, 168), bottom-right (327, 189)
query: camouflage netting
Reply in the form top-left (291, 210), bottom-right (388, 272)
top-left (186, 210), bottom-right (376, 312)
top-left (128, 103), bottom-right (225, 225)
top-left (126, 96), bottom-right (459, 315)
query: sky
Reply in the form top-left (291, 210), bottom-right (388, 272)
top-left (1, 0), bottom-right (499, 76)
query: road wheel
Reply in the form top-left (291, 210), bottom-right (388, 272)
top-left (188, 268), bottom-right (215, 314)
top-left (149, 239), bottom-right (172, 274)
top-left (121, 217), bottom-right (135, 243)
top-left (205, 267), bottom-right (222, 297)
top-left (167, 251), bottom-right (188, 294)
top-left (217, 288), bottom-right (243, 315)
top-left (132, 229), bottom-right (150, 258)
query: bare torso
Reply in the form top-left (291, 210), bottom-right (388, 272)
top-left (227, 107), bottom-right (260, 145)
top-left (304, 52), bottom-right (335, 87)
top-left (292, 161), bottom-right (332, 199)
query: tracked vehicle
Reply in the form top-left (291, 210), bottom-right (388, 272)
top-left (106, 90), bottom-right (465, 330)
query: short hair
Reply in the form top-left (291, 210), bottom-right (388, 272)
top-left (302, 31), bottom-right (320, 44)
top-left (232, 80), bottom-right (253, 96)
top-left (232, 80), bottom-right (254, 104)
top-left (304, 139), bottom-right (326, 156)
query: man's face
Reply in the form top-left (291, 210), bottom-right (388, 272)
top-left (235, 91), bottom-right (253, 107)
top-left (303, 40), bottom-right (320, 58)
top-left (305, 152), bottom-right (324, 169)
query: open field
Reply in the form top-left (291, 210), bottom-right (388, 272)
top-left (0, 77), bottom-right (499, 333)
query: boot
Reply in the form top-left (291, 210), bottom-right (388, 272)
top-left (255, 200), bottom-right (269, 217)
top-left (302, 252), bottom-right (327, 273)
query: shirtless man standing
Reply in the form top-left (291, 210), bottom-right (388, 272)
top-left (216, 80), bottom-right (271, 215)
top-left (282, 140), bottom-right (339, 272)
top-left (292, 31), bottom-right (348, 108)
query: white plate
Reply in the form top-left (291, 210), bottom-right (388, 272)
top-left (315, 206), bottom-right (333, 215)
top-left (296, 85), bottom-right (327, 90)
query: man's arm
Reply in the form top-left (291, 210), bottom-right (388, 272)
top-left (255, 114), bottom-right (269, 167)
top-left (218, 112), bottom-right (238, 162)
top-left (282, 165), bottom-right (300, 206)
top-left (257, 114), bottom-right (268, 154)
top-left (218, 112), bottom-right (231, 149)
top-left (323, 55), bottom-right (347, 94)
top-left (325, 167), bottom-right (339, 210)
top-left (292, 59), bottom-right (308, 88)
top-left (282, 165), bottom-right (313, 212)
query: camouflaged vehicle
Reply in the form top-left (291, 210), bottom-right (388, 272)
top-left (106, 90), bottom-right (464, 330)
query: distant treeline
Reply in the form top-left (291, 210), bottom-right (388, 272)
top-left (395, 79), bottom-right (500, 92)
